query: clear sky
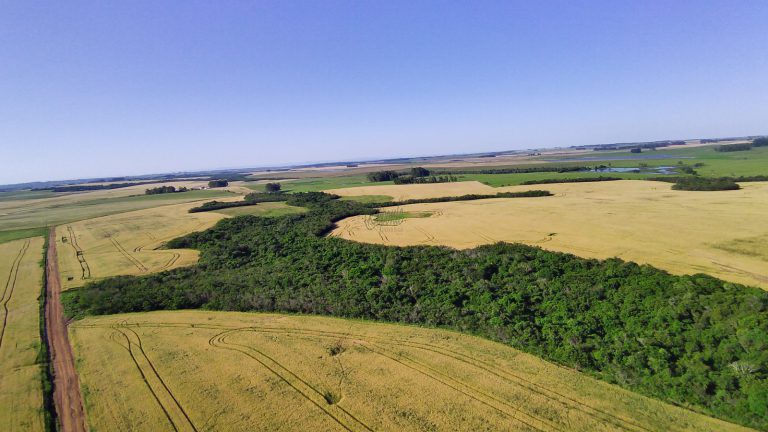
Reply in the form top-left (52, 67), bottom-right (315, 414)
top-left (2, 1), bottom-right (767, 184)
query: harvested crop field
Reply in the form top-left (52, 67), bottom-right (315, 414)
top-left (331, 181), bottom-right (768, 289)
top-left (56, 201), bottom-right (229, 290)
top-left (0, 237), bottom-right (45, 431)
top-left (69, 311), bottom-right (749, 432)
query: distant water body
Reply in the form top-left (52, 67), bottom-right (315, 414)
top-left (545, 154), bottom-right (695, 162)
top-left (591, 166), bottom-right (678, 174)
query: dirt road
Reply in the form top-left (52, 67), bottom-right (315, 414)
top-left (46, 228), bottom-right (87, 431)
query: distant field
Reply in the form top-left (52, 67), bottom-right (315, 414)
top-left (56, 201), bottom-right (228, 290)
top-left (327, 181), bottom-right (498, 200)
top-left (536, 144), bottom-right (768, 178)
top-left (212, 202), bottom-right (307, 217)
top-left (0, 190), bottom-right (58, 201)
top-left (248, 175), bottom-right (394, 193)
top-left (69, 311), bottom-right (748, 432)
top-left (332, 180), bottom-right (768, 289)
top-left (0, 181), bottom-right (236, 232)
top-left (309, 144), bottom-right (768, 189)
top-left (455, 171), bottom-right (663, 187)
top-left (0, 237), bottom-right (45, 431)
top-left (0, 227), bottom-right (47, 245)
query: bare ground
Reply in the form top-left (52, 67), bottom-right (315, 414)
top-left (46, 228), bottom-right (87, 431)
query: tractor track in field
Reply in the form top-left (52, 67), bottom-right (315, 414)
top-left (46, 228), bottom-right (87, 432)
top-left (255, 327), bottom-right (652, 432)
top-left (111, 324), bottom-right (198, 432)
top-left (65, 225), bottom-right (91, 280)
top-left (157, 252), bottom-right (182, 272)
top-left (0, 238), bottom-right (30, 350)
top-left (75, 321), bottom-right (654, 432)
top-left (209, 330), bottom-right (373, 432)
top-left (108, 236), bottom-right (148, 272)
top-left (133, 221), bottom-right (209, 253)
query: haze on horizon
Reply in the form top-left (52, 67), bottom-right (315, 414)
top-left (2, 1), bottom-right (767, 184)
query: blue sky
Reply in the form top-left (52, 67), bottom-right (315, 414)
top-left (2, 1), bottom-right (767, 184)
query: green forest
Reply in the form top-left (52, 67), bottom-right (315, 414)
top-left (63, 193), bottom-right (768, 430)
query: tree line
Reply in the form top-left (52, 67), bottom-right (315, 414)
top-left (714, 138), bottom-right (767, 152)
top-left (145, 186), bottom-right (189, 195)
top-left (188, 190), bottom-right (289, 213)
top-left (671, 177), bottom-right (740, 191)
top-left (63, 192), bottom-right (768, 430)
top-left (208, 180), bottom-right (229, 188)
top-left (393, 175), bottom-right (459, 184)
top-left (188, 189), bottom-right (551, 213)
top-left (715, 143), bottom-right (753, 152)
top-left (647, 176), bottom-right (768, 191)
top-left (367, 167), bottom-right (434, 183)
top-left (37, 181), bottom-right (154, 192)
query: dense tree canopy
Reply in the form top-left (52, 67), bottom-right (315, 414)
top-left (715, 143), bottom-right (752, 152)
top-left (145, 185), bottom-right (188, 195)
top-left (208, 179), bottom-right (229, 187)
top-left (265, 182), bottom-right (282, 193)
top-left (671, 177), bottom-right (740, 191)
top-left (366, 170), bottom-right (400, 182)
top-left (63, 193), bottom-right (768, 430)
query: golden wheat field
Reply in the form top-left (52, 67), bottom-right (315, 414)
top-left (0, 237), bottom-right (45, 431)
top-left (330, 180), bottom-right (768, 289)
top-left (56, 201), bottom-right (231, 290)
top-left (68, 310), bottom-right (751, 432)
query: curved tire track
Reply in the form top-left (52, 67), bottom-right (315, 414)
top-left (77, 322), bottom-right (652, 432)
top-left (0, 238), bottom-right (30, 350)
top-left (209, 330), bottom-right (372, 432)
top-left (111, 324), bottom-right (198, 432)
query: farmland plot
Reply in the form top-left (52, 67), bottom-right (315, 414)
top-left (56, 201), bottom-right (229, 290)
top-left (331, 180), bottom-right (768, 288)
top-left (0, 181), bottom-right (235, 232)
top-left (69, 311), bottom-right (750, 432)
top-left (0, 237), bottom-right (45, 431)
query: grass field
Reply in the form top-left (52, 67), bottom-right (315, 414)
top-left (0, 237), bottom-right (45, 431)
top-left (212, 202), bottom-right (307, 217)
top-left (68, 310), bottom-right (750, 432)
top-left (0, 190), bottom-right (58, 201)
top-left (332, 180), bottom-right (768, 289)
top-left (454, 171), bottom-right (664, 187)
top-left (56, 201), bottom-right (229, 290)
top-left (248, 175), bottom-right (394, 193)
top-left (0, 227), bottom-right (48, 245)
top-left (327, 181), bottom-right (500, 200)
top-left (280, 144), bottom-right (768, 190)
top-left (373, 210), bottom-right (433, 224)
top-left (533, 144), bottom-right (768, 178)
top-left (0, 181), bottom-right (236, 232)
